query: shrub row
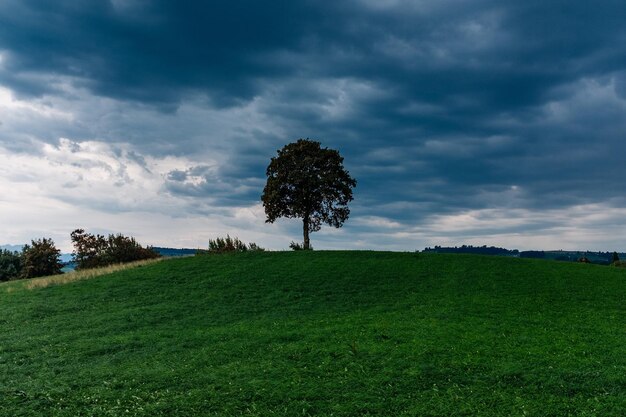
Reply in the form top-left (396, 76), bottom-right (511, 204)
top-left (289, 241), bottom-right (313, 251)
top-left (199, 235), bottom-right (264, 254)
top-left (70, 229), bottom-right (160, 270)
top-left (0, 238), bottom-right (63, 281)
top-left (1, 230), bottom-right (160, 281)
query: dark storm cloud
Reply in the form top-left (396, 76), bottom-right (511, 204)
top-left (1, 0), bottom-right (626, 238)
top-left (3, 0), bottom-right (621, 107)
top-left (0, 0), bottom-right (322, 104)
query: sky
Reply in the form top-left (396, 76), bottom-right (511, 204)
top-left (1, 0), bottom-right (626, 252)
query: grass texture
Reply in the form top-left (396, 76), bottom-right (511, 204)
top-left (0, 251), bottom-right (624, 416)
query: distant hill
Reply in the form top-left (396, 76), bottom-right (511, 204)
top-left (519, 250), bottom-right (626, 264)
top-left (542, 250), bottom-right (626, 264)
top-left (423, 245), bottom-right (519, 256)
top-left (423, 245), bottom-right (626, 265)
top-left (0, 244), bottom-right (24, 252)
top-left (151, 247), bottom-right (198, 257)
top-left (59, 253), bottom-right (73, 263)
top-left (2, 244), bottom-right (73, 262)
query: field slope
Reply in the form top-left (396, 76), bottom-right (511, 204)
top-left (0, 252), bottom-right (624, 416)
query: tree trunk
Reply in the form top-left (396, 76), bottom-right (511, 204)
top-left (303, 216), bottom-right (310, 250)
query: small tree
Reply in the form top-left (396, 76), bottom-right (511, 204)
top-left (262, 139), bottom-right (356, 250)
top-left (0, 249), bottom-right (22, 281)
top-left (71, 229), bottom-right (107, 269)
top-left (612, 251), bottom-right (620, 264)
top-left (21, 238), bottom-right (63, 278)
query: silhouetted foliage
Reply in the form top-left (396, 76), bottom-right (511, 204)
top-left (247, 242), bottom-right (264, 252)
top-left (289, 241), bottom-right (313, 251)
top-left (71, 229), bottom-right (160, 270)
top-left (519, 251), bottom-right (546, 259)
top-left (262, 139), bottom-right (356, 250)
top-left (423, 245), bottom-right (519, 256)
top-left (150, 247), bottom-right (198, 257)
top-left (612, 251), bottom-right (620, 264)
top-left (71, 229), bottom-right (106, 270)
top-left (21, 238), bottom-right (63, 278)
top-left (422, 246), bottom-right (626, 266)
top-left (206, 235), bottom-right (264, 253)
top-left (0, 249), bottom-right (22, 281)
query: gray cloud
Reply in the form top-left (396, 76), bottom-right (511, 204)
top-left (1, 0), bottom-right (626, 250)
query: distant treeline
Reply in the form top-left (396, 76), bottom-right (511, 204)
top-left (422, 245), bottom-right (625, 265)
top-left (534, 250), bottom-right (625, 265)
top-left (423, 245), bottom-right (519, 256)
top-left (152, 247), bottom-right (199, 257)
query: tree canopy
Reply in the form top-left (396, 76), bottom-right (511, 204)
top-left (262, 139), bottom-right (356, 249)
top-left (21, 238), bottom-right (63, 278)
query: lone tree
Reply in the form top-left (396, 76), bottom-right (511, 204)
top-left (262, 138), bottom-right (356, 250)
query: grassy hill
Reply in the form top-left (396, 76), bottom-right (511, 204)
top-left (1, 252), bottom-right (624, 416)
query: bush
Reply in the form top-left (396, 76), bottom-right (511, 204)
top-left (247, 242), bottom-right (264, 252)
top-left (71, 229), bottom-right (160, 270)
top-left (101, 234), bottom-right (160, 265)
top-left (71, 229), bottom-right (106, 270)
top-left (0, 249), bottom-right (22, 281)
top-left (206, 235), bottom-right (264, 253)
top-left (289, 241), bottom-right (313, 251)
top-left (21, 238), bottom-right (63, 278)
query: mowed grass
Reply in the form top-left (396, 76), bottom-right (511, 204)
top-left (0, 252), bottom-right (624, 416)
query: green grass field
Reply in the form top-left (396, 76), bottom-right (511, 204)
top-left (1, 252), bottom-right (624, 416)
